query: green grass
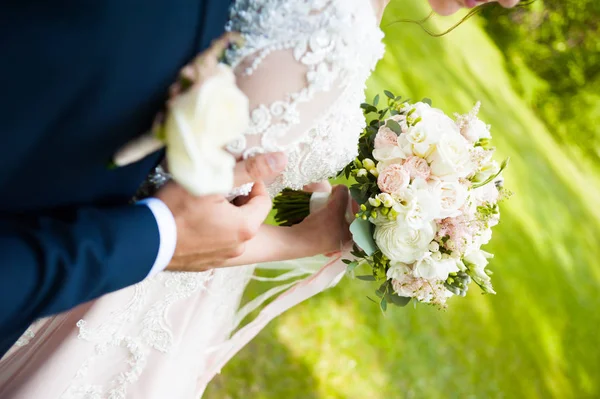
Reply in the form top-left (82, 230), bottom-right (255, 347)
top-left (205, 2), bottom-right (600, 398)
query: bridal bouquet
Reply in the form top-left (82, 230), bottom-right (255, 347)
top-left (274, 91), bottom-right (510, 310)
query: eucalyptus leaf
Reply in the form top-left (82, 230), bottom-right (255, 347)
top-left (386, 119), bottom-right (403, 135)
top-left (389, 295), bottom-right (411, 307)
top-left (349, 186), bottom-right (365, 204)
top-left (380, 298), bottom-right (388, 312)
top-left (361, 103), bottom-right (378, 114)
top-left (384, 90), bottom-right (395, 99)
top-left (350, 218), bottom-right (377, 256)
top-left (373, 94), bottom-right (380, 107)
top-left (346, 262), bottom-right (359, 272)
top-left (422, 97), bottom-right (432, 106)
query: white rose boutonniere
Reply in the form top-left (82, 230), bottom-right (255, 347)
top-left (113, 33), bottom-right (248, 196)
top-left (165, 64), bottom-right (248, 195)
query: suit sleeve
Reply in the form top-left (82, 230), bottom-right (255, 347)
top-left (0, 204), bottom-right (162, 334)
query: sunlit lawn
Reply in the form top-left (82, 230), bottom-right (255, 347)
top-left (205, 1), bottom-right (600, 398)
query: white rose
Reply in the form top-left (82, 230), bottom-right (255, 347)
top-left (404, 103), bottom-right (457, 157)
top-left (374, 221), bottom-right (436, 264)
top-left (432, 180), bottom-right (469, 218)
top-left (165, 64), bottom-right (249, 196)
top-left (427, 133), bottom-right (473, 180)
top-left (462, 118), bottom-right (491, 143)
top-left (413, 253), bottom-right (460, 281)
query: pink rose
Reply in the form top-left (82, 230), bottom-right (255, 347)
top-left (374, 127), bottom-right (399, 150)
top-left (377, 164), bottom-right (410, 195)
top-left (403, 156), bottom-right (431, 180)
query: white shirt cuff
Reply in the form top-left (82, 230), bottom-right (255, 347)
top-left (138, 198), bottom-right (177, 277)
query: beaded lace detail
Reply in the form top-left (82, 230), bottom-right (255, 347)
top-left (226, 0), bottom-right (384, 196)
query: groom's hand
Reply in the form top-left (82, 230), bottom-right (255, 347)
top-left (157, 152), bottom-right (287, 272)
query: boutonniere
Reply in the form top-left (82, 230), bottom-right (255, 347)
top-left (112, 32), bottom-right (249, 196)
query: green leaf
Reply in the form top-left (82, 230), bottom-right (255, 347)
top-left (349, 185), bottom-right (362, 200)
top-left (386, 119), bottom-right (403, 135)
top-left (356, 275), bottom-right (376, 281)
top-left (380, 298), bottom-right (388, 312)
top-left (384, 90), bottom-right (395, 99)
top-left (361, 103), bottom-right (378, 114)
top-left (350, 218), bottom-right (377, 256)
top-left (342, 259), bottom-right (352, 265)
top-left (389, 295), bottom-right (411, 307)
top-left (346, 261), bottom-right (359, 272)
top-left (373, 94), bottom-right (380, 107)
top-left (422, 97), bottom-right (432, 106)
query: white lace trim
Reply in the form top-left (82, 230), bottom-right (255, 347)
top-left (61, 272), bottom-right (214, 399)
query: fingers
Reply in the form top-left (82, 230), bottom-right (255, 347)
top-left (233, 152), bottom-right (287, 187)
top-left (428, 0), bottom-right (462, 16)
top-left (327, 185), bottom-right (350, 213)
top-left (206, 32), bottom-right (243, 60)
top-left (237, 181), bottom-right (273, 229)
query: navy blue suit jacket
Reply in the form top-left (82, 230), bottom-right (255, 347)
top-left (0, 0), bottom-right (232, 357)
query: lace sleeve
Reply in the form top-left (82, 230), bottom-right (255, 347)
top-left (225, 0), bottom-right (385, 196)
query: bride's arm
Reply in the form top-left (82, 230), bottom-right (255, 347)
top-left (223, 186), bottom-right (351, 267)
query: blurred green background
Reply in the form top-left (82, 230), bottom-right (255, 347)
top-left (206, 1), bottom-right (600, 397)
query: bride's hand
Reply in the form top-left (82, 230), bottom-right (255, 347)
top-left (292, 185), bottom-right (353, 256)
top-left (221, 185), bottom-right (354, 267)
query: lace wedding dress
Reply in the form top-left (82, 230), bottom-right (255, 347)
top-left (0, 1), bottom-right (384, 397)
